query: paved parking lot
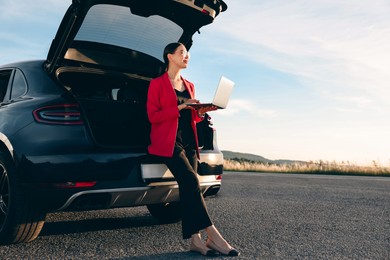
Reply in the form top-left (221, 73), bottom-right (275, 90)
top-left (1, 172), bottom-right (389, 259)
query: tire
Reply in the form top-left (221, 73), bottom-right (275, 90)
top-left (147, 202), bottom-right (182, 224)
top-left (0, 151), bottom-right (46, 245)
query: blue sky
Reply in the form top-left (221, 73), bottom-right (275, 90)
top-left (1, 0), bottom-right (389, 165)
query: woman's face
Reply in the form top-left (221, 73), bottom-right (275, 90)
top-left (168, 44), bottom-right (190, 69)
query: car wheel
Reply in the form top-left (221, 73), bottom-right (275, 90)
top-left (0, 151), bottom-right (46, 245)
top-left (147, 202), bottom-right (182, 224)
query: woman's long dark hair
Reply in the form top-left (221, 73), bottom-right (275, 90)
top-left (163, 42), bottom-right (183, 72)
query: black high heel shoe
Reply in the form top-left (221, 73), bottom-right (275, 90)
top-left (206, 239), bottom-right (240, 257)
top-left (190, 244), bottom-right (219, 256)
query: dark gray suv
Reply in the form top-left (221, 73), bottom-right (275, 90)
top-left (0, 0), bottom-right (227, 244)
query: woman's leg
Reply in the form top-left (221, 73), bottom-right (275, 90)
top-left (163, 146), bottom-right (239, 256)
top-left (165, 145), bottom-right (212, 239)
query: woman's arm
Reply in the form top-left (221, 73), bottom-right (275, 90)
top-left (147, 79), bottom-right (180, 124)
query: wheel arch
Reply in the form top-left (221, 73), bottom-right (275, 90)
top-left (0, 133), bottom-right (14, 160)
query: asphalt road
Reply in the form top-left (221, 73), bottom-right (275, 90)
top-left (1, 172), bottom-right (389, 259)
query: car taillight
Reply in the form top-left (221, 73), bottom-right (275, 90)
top-left (202, 9), bottom-right (210, 15)
top-left (33, 104), bottom-right (83, 125)
top-left (53, 182), bottom-right (97, 189)
top-left (216, 175), bottom-right (222, 180)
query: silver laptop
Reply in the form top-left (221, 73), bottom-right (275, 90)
top-left (188, 76), bottom-right (234, 109)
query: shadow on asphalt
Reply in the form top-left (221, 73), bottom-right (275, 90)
top-left (40, 215), bottom-right (160, 236)
top-left (113, 251), bottom-right (224, 260)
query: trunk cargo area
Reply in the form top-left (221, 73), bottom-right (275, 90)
top-left (58, 70), bottom-right (151, 150)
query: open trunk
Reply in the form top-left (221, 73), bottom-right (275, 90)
top-left (44, 0), bottom-right (227, 152)
top-left (57, 68), bottom-right (215, 153)
top-left (58, 69), bottom-right (151, 150)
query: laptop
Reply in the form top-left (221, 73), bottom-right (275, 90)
top-left (188, 76), bottom-right (234, 109)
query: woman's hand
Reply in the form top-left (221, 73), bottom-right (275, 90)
top-left (186, 99), bottom-right (200, 105)
top-left (197, 105), bottom-right (218, 115)
top-left (178, 99), bottom-right (218, 115)
top-left (178, 99), bottom-right (199, 110)
top-left (197, 105), bottom-right (218, 118)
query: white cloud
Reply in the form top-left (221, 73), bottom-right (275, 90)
top-left (217, 99), bottom-right (277, 118)
top-left (212, 0), bottom-right (390, 104)
top-left (333, 95), bottom-right (372, 106)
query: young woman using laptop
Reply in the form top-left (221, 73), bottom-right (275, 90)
top-left (146, 42), bottom-right (239, 257)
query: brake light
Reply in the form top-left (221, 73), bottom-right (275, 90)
top-left (33, 104), bottom-right (83, 125)
top-left (202, 9), bottom-right (210, 15)
top-left (53, 182), bottom-right (97, 188)
top-left (216, 175), bottom-right (222, 180)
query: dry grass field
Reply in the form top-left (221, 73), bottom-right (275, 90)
top-left (223, 159), bottom-right (390, 176)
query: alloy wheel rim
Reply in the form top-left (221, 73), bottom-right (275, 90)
top-left (0, 164), bottom-right (9, 226)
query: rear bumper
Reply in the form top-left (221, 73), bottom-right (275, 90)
top-left (55, 177), bottom-right (221, 211)
top-left (25, 175), bottom-right (221, 212)
top-left (18, 151), bottom-right (223, 211)
top-left (18, 151), bottom-right (224, 183)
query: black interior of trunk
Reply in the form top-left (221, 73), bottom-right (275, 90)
top-left (59, 71), bottom-right (151, 150)
top-left (58, 69), bottom-right (215, 152)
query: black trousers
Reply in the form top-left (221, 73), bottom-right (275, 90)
top-left (160, 143), bottom-right (213, 239)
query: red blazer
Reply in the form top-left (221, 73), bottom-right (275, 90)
top-left (147, 72), bottom-right (202, 157)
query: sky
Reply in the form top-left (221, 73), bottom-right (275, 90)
top-left (1, 0), bottom-right (389, 166)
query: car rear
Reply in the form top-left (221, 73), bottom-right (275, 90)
top-left (4, 60), bottom-right (223, 212)
top-left (0, 0), bottom-right (227, 244)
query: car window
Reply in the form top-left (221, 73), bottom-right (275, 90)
top-left (10, 69), bottom-right (27, 99)
top-left (75, 4), bottom-right (183, 62)
top-left (0, 70), bottom-right (13, 102)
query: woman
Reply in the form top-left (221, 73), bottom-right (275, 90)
top-left (146, 42), bottom-right (239, 257)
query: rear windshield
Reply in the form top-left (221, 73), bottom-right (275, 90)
top-left (74, 4), bottom-right (184, 62)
